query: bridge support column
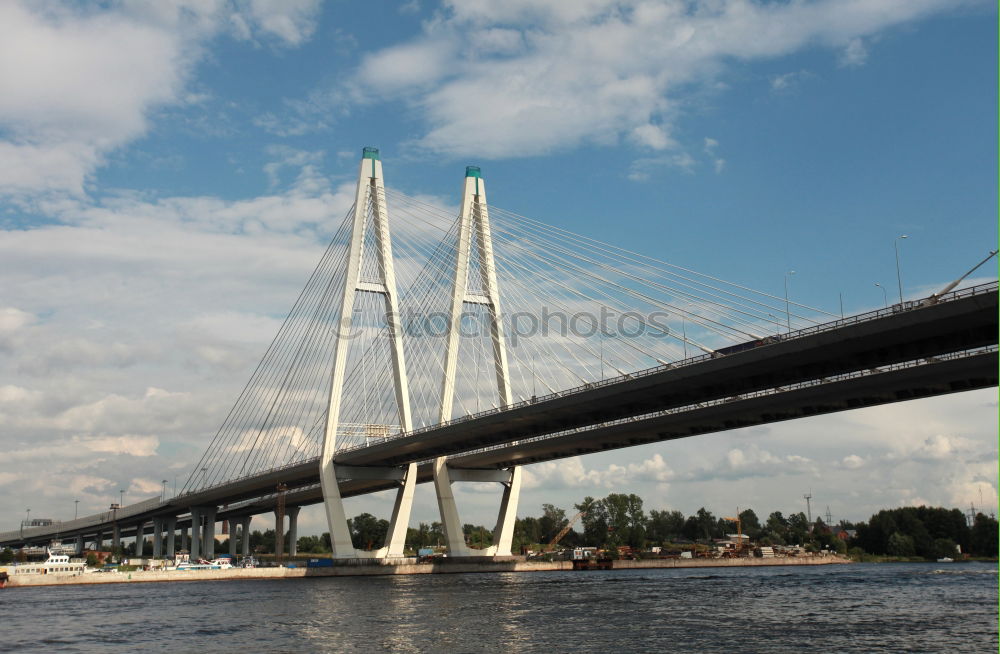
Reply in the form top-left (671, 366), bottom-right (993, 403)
top-left (112, 523), bottom-right (121, 556)
top-left (434, 459), bottom-right (469, 555)
top-left (287, 507), bottom-right (300, 557)
top-left (228, 519), bottom-right (239, 557)
top-left (152, 518), bottom-right (163, 558)
top-left (165, 517), bottom-right (177, 557)
top-left (75, 534), bottom-right (84, 556)
top-left (203, 508), bottom-right (217, 560)
top-left (433, 463), bottom-right (522, 556)
top-left (135, 520), bottom-right (145, 557)
top-left (241, 517), bottom-right (252, 557)
top-left (324, 463), bottom-right (416, 559)
top-left (274, 510), bottom-right (285, 558)
top-left (189, 509), bottom-right (201, 560)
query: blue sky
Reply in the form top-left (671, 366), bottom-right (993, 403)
top-left (0, 1), bottom-right (996, 536)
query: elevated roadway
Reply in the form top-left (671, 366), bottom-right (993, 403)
top-left (3, 282), bottom-right (996, 549)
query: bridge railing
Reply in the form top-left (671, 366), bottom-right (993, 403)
top-left (0, 496), bottom-right (164, 544)
top-left (439, 344), bottom-right (998, 465)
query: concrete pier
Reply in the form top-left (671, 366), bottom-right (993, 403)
top-left (241, 517), bottom-right (251, 557)
top-left (203, 508), bottom-right (217, 559)
top-left (190, 509), bottom-right (202, 560)
top-left (287, 507), bottom-right (300, 557)
top-left (165, 518), bottom-right (176, 557)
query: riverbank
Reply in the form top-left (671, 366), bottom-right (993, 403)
top-left (2, 555), bottom-right (848, 588)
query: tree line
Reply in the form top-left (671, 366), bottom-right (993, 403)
top-left (3, 494), bottom-right (993, 562)
top-left (234, 493), bottom-right (998, 560)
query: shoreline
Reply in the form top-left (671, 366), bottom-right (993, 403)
top-left (2, 555), bottom-right (848, 589)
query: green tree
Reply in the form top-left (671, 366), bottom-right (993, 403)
top-left (738, 509), bottom-right (762, 540)
top-left (349, 513), bottom-right (388, 550)
top-left (647, 510), bottom-right (685, 544)
top-left (764, 511), bottom-right (788, 543)
top-left (0, 548), bottom-right (12, 564)
top-left (575, 496), bottom-right (606, 545)
top-left (85, 552), bottom-right (100, 567)
top-left (931, 538), bottom-right (958, 559)
top-left (463, 524), bottom-right (493, 549)
top-left (887, 531), bottom-right (916, 557)
top-left (538, 504), bottom-right (567, 542)
top-left (682, 508), bottom-right (718, 541)
top-left (970, 513), bottom-right (998, 557)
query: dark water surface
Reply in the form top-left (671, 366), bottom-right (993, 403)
top-left (2, 562), bottom-right (996, 653)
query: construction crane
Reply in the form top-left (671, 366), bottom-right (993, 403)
top-left (546, 512), bottom-right (586, 551)
top-left (723, 513), bottom-right (743, 555)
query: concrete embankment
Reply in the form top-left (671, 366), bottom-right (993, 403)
top-left (3, 555), bottom-right (847, 589)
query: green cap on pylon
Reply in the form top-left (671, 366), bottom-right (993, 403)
top-left (465, 165), bottom-right (481, 178)
top-left (362, 147), bottom-right (380, 160)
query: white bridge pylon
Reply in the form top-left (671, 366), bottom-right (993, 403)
top-left (434, 166), bottom-right (520, 557)
top-left (319, 151), bottom-right (521, 559)
top-left (320, 148), bottom-right (415, 559)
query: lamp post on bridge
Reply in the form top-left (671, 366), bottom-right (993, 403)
top-left (783, 270), bottom-right (796, 332)
top-left (894, 234), bottom-right (908, 305)
top-left (74, 500), bottom-right (79, 520)
top-left (119, 489), bottom-right (124, 507)
top-left (161, 479), bottom-right (168, 501)
top-left (874, 282), bottom-right (888, 309)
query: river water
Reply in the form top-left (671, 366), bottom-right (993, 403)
top-left (2, 562), bottom-right (996, 653)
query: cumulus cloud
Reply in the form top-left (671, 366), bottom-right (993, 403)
top-left (0, 1), bottom-right (321, 197)
top-left (841, 454), bottom-right (866, 469)
top-left (522, 453), bottom-right (674, 490)
top-left (839, 37), bottom-right (869, 67)
top-left (347, 0), bottom-right (966, 159)
top-left (684, 444), bottom-right (816, 482)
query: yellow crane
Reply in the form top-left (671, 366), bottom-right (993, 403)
top-left (723, 513), bottom-right (743, 556)
top-left (546, 511), bottom-right (586, 551)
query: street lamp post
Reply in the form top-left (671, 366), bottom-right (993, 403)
top-left (784, 270), bottom-right (796, 331)
top-left (74, 500), bottom-right (79, 520)
top-left (161, 480), bottom-right (168, 501)
top-left (874, 282), bottom-right (888, 309)
top-left (119, 489), bottom-right (125, 507)
top-left (894, 235), bottom-right (908, 305)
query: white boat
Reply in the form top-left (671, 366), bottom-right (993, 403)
top-left (4, 551), bottom-right (86, 577)
top-left (936, 557), bottom-right (954, 563)
top-left (174, 557), bottom-right (234, 571)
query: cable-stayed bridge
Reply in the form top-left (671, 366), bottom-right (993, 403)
top-left (3, 149), bottom-right (996, 561)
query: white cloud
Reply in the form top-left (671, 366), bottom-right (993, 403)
top-left (842, 454), bottom-right (866, 469)
top-left (0, 1), bottom-right (321, 198)
top-left (350, 0), bottom-right (966, 159)
top-left (839, 37), bottom-right (869, 67)
top-left (686, 444), bottom-right (817, 482)
top-left (228, 0), bottom-right (322, 47)
top-left (522, 453), bottom-right (674, 491)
